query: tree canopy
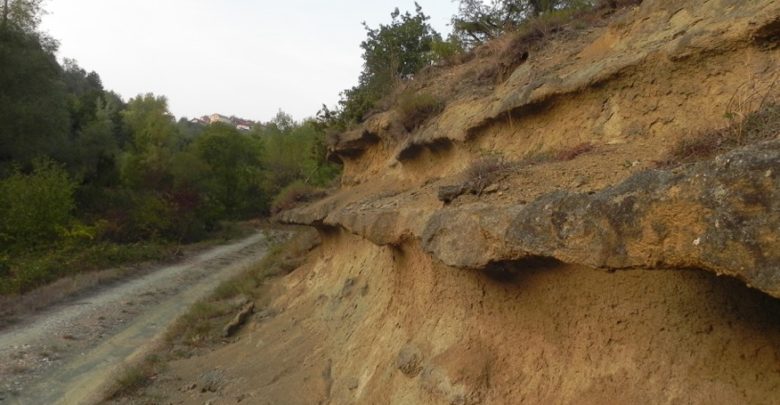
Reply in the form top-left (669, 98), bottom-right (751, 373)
top-left (1, 0), bottom-right (44, 33)
top-left (452, 0), bottom-right (597, 46)
top-left (332, 3), bottom-right (441, 128)
top-left (0, 16), bottom-right (68, 169)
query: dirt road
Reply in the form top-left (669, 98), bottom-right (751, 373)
top-left (0, 231), bottom-right (282, 405)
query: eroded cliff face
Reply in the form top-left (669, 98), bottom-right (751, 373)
top-left (283, 0), bottom-right (780, 299)
top-left (154, 1), bottom-right (780, 403)
top-left (157, 230), bottom-right (780, 404)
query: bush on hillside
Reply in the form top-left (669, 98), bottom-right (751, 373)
top-left (431, 36), bottom-right (466, 64)
top-left (465, 155), bottom-right (511, 193)
top-left (662, 101), bottom-right (780, 166)
top-left (0, 159), bottom-right (77, 247)
top-left (397, 91), bottom-right (445, 131)
top-left (453, 0), bottom-right (644, 61)
top-left (270, 181), bottom-right (326, 215)
top-left (555, 142), bottom-right (594, 161)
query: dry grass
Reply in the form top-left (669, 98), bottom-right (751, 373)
top-left (516, 142), bottom-right (597, 168)
top-left (661, 81), bottom-right (779, 166)
top-left (104, 355), bottom-right (164, 400)
top-left (488, 0), bottom-right (642, 83)
top-left (397, 91), bottom-right (445, 131)
top-left (465, 155), bottom-right (512, 193)
top-left (270, 182), bottom-right (326, 215)
top-left (724, 81), bottom-right (780, 145)
top-left (164, 229), bottom-right (319, 348)
top-left (443, 142), bottom-right (597, 203)
top-left (555, 142), bottom-right (595, 161)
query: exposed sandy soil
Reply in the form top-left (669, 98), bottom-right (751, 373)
top-left (130, 231), bottom-right (780, 405)
top-left (0, 231), bottom-right (284, 405)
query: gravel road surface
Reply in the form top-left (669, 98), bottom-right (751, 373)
top-left (0, 231), bottom-right (281, 405)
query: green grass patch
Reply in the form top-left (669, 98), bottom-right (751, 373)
top-left (0, 221), bottom-right (262, 296)
top-left (104, 354), bottom-right (166, 401)
top-left (0, 241), bottom-right (175, 295)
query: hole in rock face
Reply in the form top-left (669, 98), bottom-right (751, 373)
top-left (335, 131), bottom-right (381, 160)
top-left (327, 153), bottom-right (344, 165)
top-left (754, 17), bottom-right (780, 47)
top-left (397, 138), bottom-right (454, 162)
top-left (482, 257), bottom-right (562, 283)
top-left (314, 224), bottom-right (341, 240)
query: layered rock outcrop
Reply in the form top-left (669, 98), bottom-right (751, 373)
top-left (283, 140), bottom-right (780, 297)
top-left (162, 1), bottom-right (780, 404)
top-left (283, 0), bottom-right (780, 298)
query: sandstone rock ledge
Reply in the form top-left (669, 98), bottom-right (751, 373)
top-left (281, 139), bottom-right (780, 298)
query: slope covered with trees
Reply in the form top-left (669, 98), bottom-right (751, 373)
top-left (0, 0), bottom-right (338, 294)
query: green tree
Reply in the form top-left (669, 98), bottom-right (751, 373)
top-left (120, 93), bottom-right (180, 190)
top-left (452, 0), bottom-right (595, 46)
top-left (337, 3), bottom-right (440, 125)
top-left (0, 158), bottom-right (76, 247)
top-left (267, 110), bottom-right (295, 134)
top-left (0, 24), bottom-right (69, 169)
top-left (192, 123), bottom-right (265, 217)
top-left (176, 117), bottom-right (205, 141)
top-left (62, 59), bottom-right (105, 135)
top-left (74, 96), bottom-right (120, 181)
top-left (122, 93), bottom-right (178, 152)
top-left (257, 115), bottom-right (340, 192)
top-left (1, 0), bottom-right (43, 33)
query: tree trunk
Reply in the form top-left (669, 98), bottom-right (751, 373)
top-left (2, 0), bottom-right (9, 29)
top-left (528, 0), bottom-right (542, 17)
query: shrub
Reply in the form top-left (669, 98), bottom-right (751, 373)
top-left (664, 133), bottom-right (723, 164)
top-left (0, 158), bottom-right (77, 247)
top-left (555, 142), bottom-right (594, 161)
top-left (662, 101), bottom-right (780, 166)
top-left (465, 154), bottom-right (511, 193)
top-left (0, 240), bottom-right (173, 295)
top-left (397, 91), bottom-right (445, 131)
top-left (453, 0), bottom-right (618, 49)
top-left (129, 193), bottom-right (174, 239)
top-left (270, 181), bottom-right (325, 215)
top-left (104, 355), bottom-right (165, 400)
top-left (431, 36), bottom-right (465, 64)
top-left (730, 102), bottom-right (780, 145)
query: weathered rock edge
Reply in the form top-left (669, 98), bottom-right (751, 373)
top-left (327, 0), bottom-right (780, 160)
top-left (281, 140), bottom-right (780, 298)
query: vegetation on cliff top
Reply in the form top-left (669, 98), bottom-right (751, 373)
top-left (319, 0), bottom-right (641, 133)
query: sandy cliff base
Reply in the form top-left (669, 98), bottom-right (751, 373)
top-left (136, 230), bottom-right (780, 404)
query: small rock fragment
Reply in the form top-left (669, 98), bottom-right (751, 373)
top-left (255, 308), bottom-right (278, 322)
top-left (438, 185), bottom-right (465, 204)
top-left (339, 278), bottom-right (357, 299)
top-left (483, 183), bottom-right (500, 194)
top-left (396, 345), bottom-right (423, 377)
top-left (223, 302), bottom-right (255, 338)
top-left (198, 369), bottom-right (225, 393)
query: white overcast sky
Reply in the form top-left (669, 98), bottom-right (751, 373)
top-left (40, 0), bottom-right (460, 122)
